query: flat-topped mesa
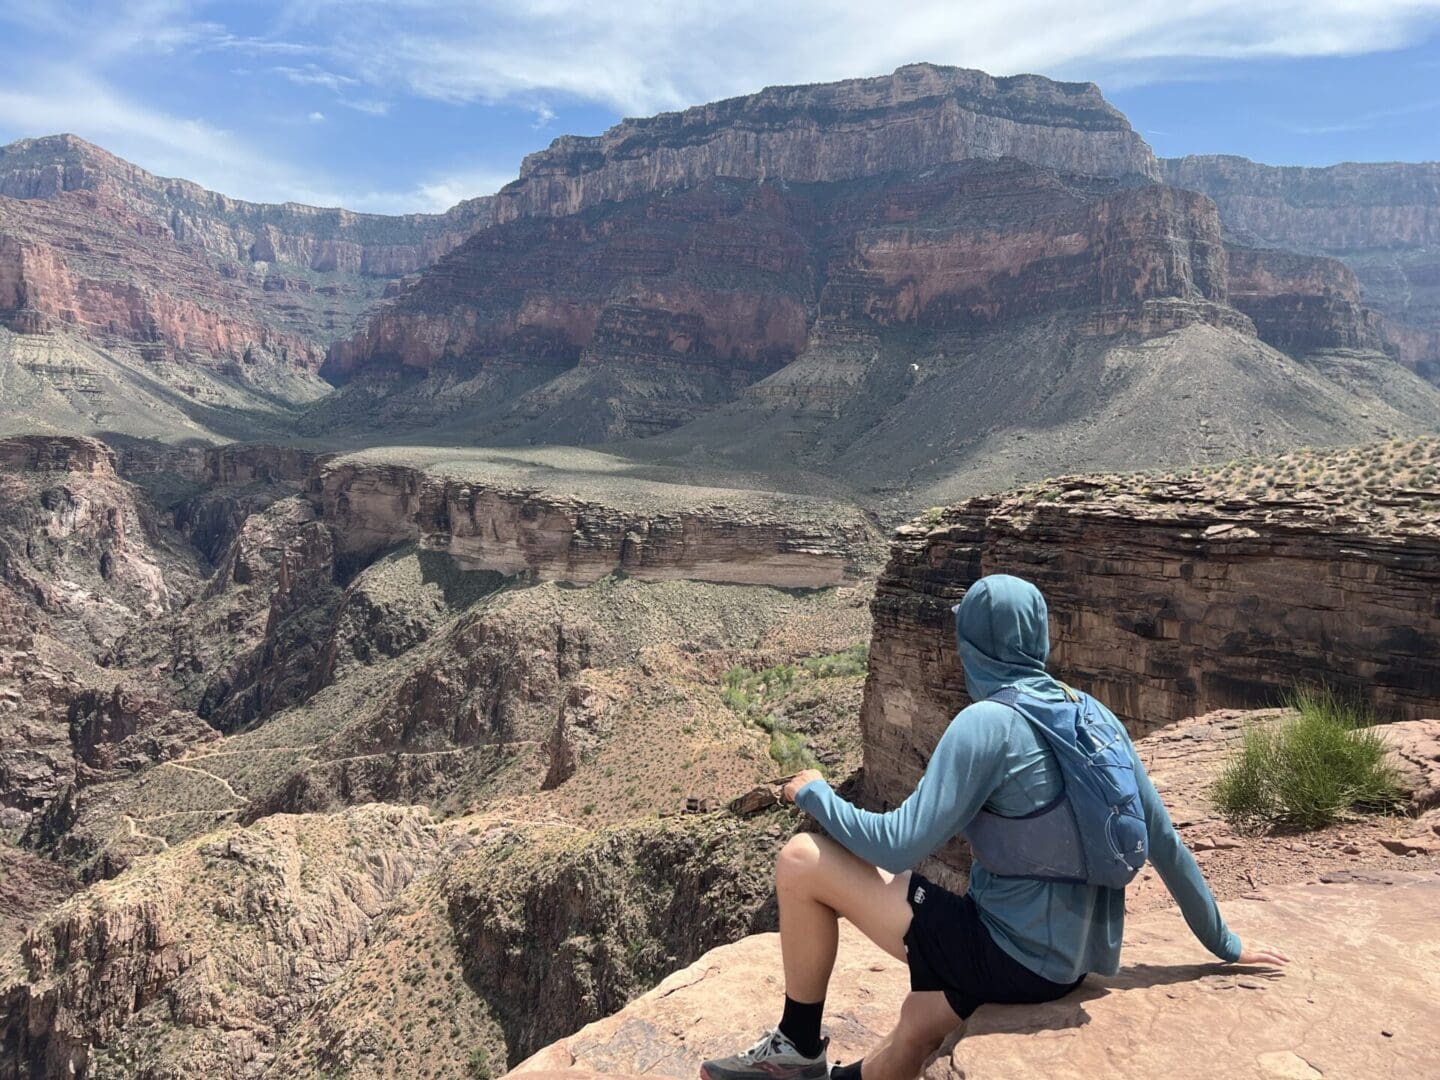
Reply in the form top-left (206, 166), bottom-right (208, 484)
top-left (495, 63), bottom-right (1159, 222)
top-left (310, 450), bottom-right (882, 587)
top-left (861, 437), bottom-right (1440, 815)
top-left (1163, 154), bottom-right (1440, 380)
top-left (0, 134), bottom-right (493, 277)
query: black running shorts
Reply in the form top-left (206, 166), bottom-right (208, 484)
top-left (902, 873), bottom-right (1085, 1019)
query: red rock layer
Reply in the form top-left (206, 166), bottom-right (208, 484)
top-left (1225, 246), bottom-right (1387, 353)
top-left (0, 193), bottom-right (325, 369)
top-left (327, 162), bottom-right (1234, 404)
top-left (0, 135), bottom-right (496, 373)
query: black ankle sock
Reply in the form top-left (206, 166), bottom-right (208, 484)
top-left (831, 1061), bottom-right (863, 1080)
top-left (778, 995), bottom-right (825, 1058)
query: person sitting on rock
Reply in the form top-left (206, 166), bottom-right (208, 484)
top-left (701, 573), bottom-right (1288, 1080)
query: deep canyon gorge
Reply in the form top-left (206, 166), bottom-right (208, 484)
top-left (0, 60), bottom-right (1438, 1080)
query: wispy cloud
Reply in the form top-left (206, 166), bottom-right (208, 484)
top-left (4, 0), bottom-right (1440, 211)
top-left (276, 63), bottom-right (358, 92)
top-left (1276, 96), bottom-right (1440, 135)
top-left (281, 0), bottom-right (1440, 115)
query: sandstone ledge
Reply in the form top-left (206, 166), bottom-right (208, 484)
top-left (517, 874), bottom-right (1440, 1080)
top-left (312, 448), bottom-right (883, 588)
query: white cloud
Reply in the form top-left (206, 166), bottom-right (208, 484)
top-left (282, 0), bottom-right (1440, 115)
top-left (6, 1), bottom-right (1440, 212)
top-left (340, 98), bottom-right (390, 116)
top-left (412, 166), bottom-right (515, 210)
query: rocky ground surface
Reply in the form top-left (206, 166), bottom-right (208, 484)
top-left (1, 428), bottom-right (1437, 1079)
top-left (518, 871), bottom-right (1440, 1080)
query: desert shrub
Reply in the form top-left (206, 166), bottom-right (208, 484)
top-left (801, 644), bottom-right (869, 678)
top-left (467, 1048), bottom-right (492, 1080)
top-left (769, 729), bottom-right (821, 774)
top-left (1211, 687), bottom-right (1405, 829)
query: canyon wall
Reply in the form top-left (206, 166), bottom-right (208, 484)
top-left (323, 159), bottom-right (1250, 439)
top-left (311, 455), bottom-right (880, 587)
top-left (0, 203), bottom-right (325, 368)
top-left (0, 135), bottom-right (493, 385)
top-left (495, 63), bottom-right (1159, 222)
top-left (1224, 245), bottom-right (1387, 354)
top-left (1164, 155), bottom-right (1440, 380)
top-left (0, 135), bottom-right (492, 278)
top-left (861, 447), bottom-right (1440, 813)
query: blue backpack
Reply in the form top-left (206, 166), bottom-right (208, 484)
top-left (962, 685), bottom-right (1149, 889)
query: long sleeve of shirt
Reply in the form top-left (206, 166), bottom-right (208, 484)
top-left (794, 702), bottom-right (1011, 873)
top-left (1130, 742), bottom-right (1243, 963)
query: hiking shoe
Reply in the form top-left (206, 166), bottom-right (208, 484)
top-left (699, 1028), bottom-right (829, 1080)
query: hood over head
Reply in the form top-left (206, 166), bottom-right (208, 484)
top-left (951, 574), bottom-right (1062, 700)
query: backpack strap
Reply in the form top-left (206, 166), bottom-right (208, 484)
top-left (988, 687), bottom-right (1023, 708)
top-left (988, 683), bottom-right (1080, 707)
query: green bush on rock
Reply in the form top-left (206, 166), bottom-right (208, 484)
top-left (1211, 687), bottom-right (1405, 830)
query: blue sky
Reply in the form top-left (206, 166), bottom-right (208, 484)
top-left (1, 1), bottom-right (1438, 214)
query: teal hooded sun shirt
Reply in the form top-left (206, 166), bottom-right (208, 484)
top-left (797, 573), bottom-right (1241, 983)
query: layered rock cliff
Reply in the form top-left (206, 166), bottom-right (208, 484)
top-left (311, 449), bottom-right (880, 587)
top-left (0, 135), bottom-right (492, 279)
top-left (1163, 155), bottom-right (1440, 381)
top-left (1224, 245), bottom-right (1387, 354)
top-left (495, 63), bottom-right (1159, 222)
top-left (0, 134), bottom-right (493, 423)
top-left (861, 437), bottom-right (1440, 819)
top-left (321, 158), bottom-right (1254, 442)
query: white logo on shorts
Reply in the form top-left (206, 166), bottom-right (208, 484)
top-left (913, 886), bottom-right (926, 905)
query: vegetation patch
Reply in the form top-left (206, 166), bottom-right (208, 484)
top-left (1211, 687), bottom-right (1406, 830)
top-left (720, 646), bottom-right (868, 774)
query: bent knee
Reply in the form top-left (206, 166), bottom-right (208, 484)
top-left (895, 993), bottom-right (960, 1052)
top-left (775, 832), bottom-right (825, 888)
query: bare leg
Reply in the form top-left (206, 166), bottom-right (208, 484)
top-left (774, 832), bottom-right (913, 1003)
top-left (859, 992), bottom-right (962, 1080)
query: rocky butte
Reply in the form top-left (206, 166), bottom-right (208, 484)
top-left (492, 63), bottom-right (1160, 222)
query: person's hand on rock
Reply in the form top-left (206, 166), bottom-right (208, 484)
top-left (783, 769), bottom-right (825, 803)
top-left (1235, 944), bottom-right (1291, 967)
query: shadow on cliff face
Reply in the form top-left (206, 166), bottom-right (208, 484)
top-left (443, 814), bottom-right (789, 1066)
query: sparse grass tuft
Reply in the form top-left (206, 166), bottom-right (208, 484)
top-left (1211, 687), bottom-right (1406, 830)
